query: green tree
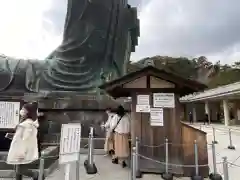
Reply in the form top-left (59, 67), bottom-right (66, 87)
top-left (233, 61), bottom-right (240, 69)
top-left (127, 56), bottom-right (240, 89)
top-left (208, 69), bottom-right (240, 88)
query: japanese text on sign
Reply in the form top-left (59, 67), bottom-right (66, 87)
top-left (153, 93), bottom-right (175, 108)
top-left (0, 101), bottom-right (20, 129)
top-left (136, 105), bottom-right (151, 113)
top-left (137, 95), bottom-right (150, 105)
top-left (59, 123), bottom-right (81, 164)
top-left (150, 108), bottom-right (164, 126)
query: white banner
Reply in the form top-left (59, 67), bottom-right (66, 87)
top-left (150, 108), bottom-right (164, 126)
top-left (0, 101), bottom-right (20, 129)
top-left (136, 104), bottom-right (151, 113)
top-left (153, 93), bottom-right (175, 108)
top-left (59, 123), bottom-right (81, 164)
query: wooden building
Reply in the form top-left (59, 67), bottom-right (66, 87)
top-left (99, 66), bottom-right (209, 177)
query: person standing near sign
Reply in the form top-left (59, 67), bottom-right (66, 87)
top-left (6, 102), bottom-right (42, 180)
top-left (102, 108), bottom-right (115, 156)
top-left (111, 105), bottom-right (130, 168)
top-left (189, 112), bottom-right (193, 124)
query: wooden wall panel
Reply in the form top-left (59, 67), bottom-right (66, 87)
top-left (181, 122), bottom-right (209, 177)
top-left (150, 76), bottom-right (175, 88)
top-left (123, 76), bottom-right (147, 88)
top-left (130, 87), bottom-right (208, 177)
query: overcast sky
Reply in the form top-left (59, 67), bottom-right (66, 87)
top-left (0, 0), bottom-right (240, 64)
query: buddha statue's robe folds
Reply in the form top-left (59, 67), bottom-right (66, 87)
top-left (0, 0), bottom-right (139, 93)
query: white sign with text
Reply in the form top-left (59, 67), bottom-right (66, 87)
top-left (0, 101), bottom-right (20, 129)
top-left (136, 104), bottom-right (151, 113)
top-left (137, 95), bottom-right (150, 105)
top-left (153, 93), bottom-right (175, 108)
top-left (59, 123), bottom-right (81, 164)
top-left (150, 108), bottom-right (164, 126)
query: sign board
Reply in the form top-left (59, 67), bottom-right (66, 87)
top-left (153, 93), bottom-right (175, 108)
top-left (137, 95), bottom-right (150, 105)
top-left (59, 123), bottom-right (81, 164)
top-left (0, 101), bottom-right (20, 129)
top-left (136, 105), bottom-right (150, 113)
top-left (150, 108), bottom-right (164, 126)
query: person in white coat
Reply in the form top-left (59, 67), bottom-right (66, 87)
top-left (7, 102), bottom-right (41, 180)
top-left (102, 108), bottom-right (116, 156)
top-left (111, 105), bottom-right (130, 168)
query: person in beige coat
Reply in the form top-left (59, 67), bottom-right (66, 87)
top-left (102, 108), bottom-right (116, 155)
top-left (7, 102), bottom-right (42, 180)
top-left (111, 105), bottom-right (130, 168)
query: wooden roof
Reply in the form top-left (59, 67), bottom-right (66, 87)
top-left (99, 66), bottom-right (207, 98)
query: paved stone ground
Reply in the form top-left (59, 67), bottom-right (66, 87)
top-left (45, 123), bottom-right (240, 180)
top-left (191, 123), bottom-right (240, 180)
top-left (5, 123), bottom-right (239, 180)
top-left (46, 155), bottom-right (190, 180)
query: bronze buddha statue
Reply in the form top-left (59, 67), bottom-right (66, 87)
top-left (0, 0), bottom-right (139, 94)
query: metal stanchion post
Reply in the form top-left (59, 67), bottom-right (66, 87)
top-left (209, 142), bottom-right (222, 180)
top-left (227, 129), bottom-right (235, 150)
top-left (89, 127), bottom-right (93, 165)
top-left (15, 165), bottom-right (22, 180)
top-left (191, 140), bottom-right (203, 180)
top-left (65, 164), bottom-right (71, 180)
top-left (222, 157), bottom-right (229, 180)
top-left (212, 127), bottom-right (218, 144)
top-left (135, 137), bottom-right (142, 178)
top-left (132, 147), bottom-right (137, 180)
top-left (84, 128), bottom-right (91, 167)
top-left (165, 138), bottom-right (169, 174)
top-left (212, 142), bottom-right (217, 174)
top-left (194, 140), bottom-right (199, 176)
top-left (84, 127), bottom-right (97, 174)
top-left (162, 138), bottom-right (173, 180)
top-left (76, 147), bottom-right (81, 180)
top-left (38, 152), bottom-right (45, 180)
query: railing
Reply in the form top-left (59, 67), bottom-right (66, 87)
top-left (1, 125), bottom-right (240, 180)
top-left (132, 137), bottom-right (239, 180)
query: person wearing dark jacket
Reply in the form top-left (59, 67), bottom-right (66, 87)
top-left (204, 113), bottom-right (208, 125)
top-left (189, 112), bottom-right (193, 124)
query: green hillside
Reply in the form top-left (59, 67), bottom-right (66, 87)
top-left (127, 56), bottom-right (240, 89)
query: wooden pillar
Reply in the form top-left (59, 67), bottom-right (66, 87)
top-left (131, 94), bottom-right (137, 146)
top-left (169, 95), bottom-right (182, 164)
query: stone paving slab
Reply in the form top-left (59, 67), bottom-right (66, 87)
top-left (46, 155), bottom-right (199, 180)
top-left (191, 124), bottom-right (240, 180)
